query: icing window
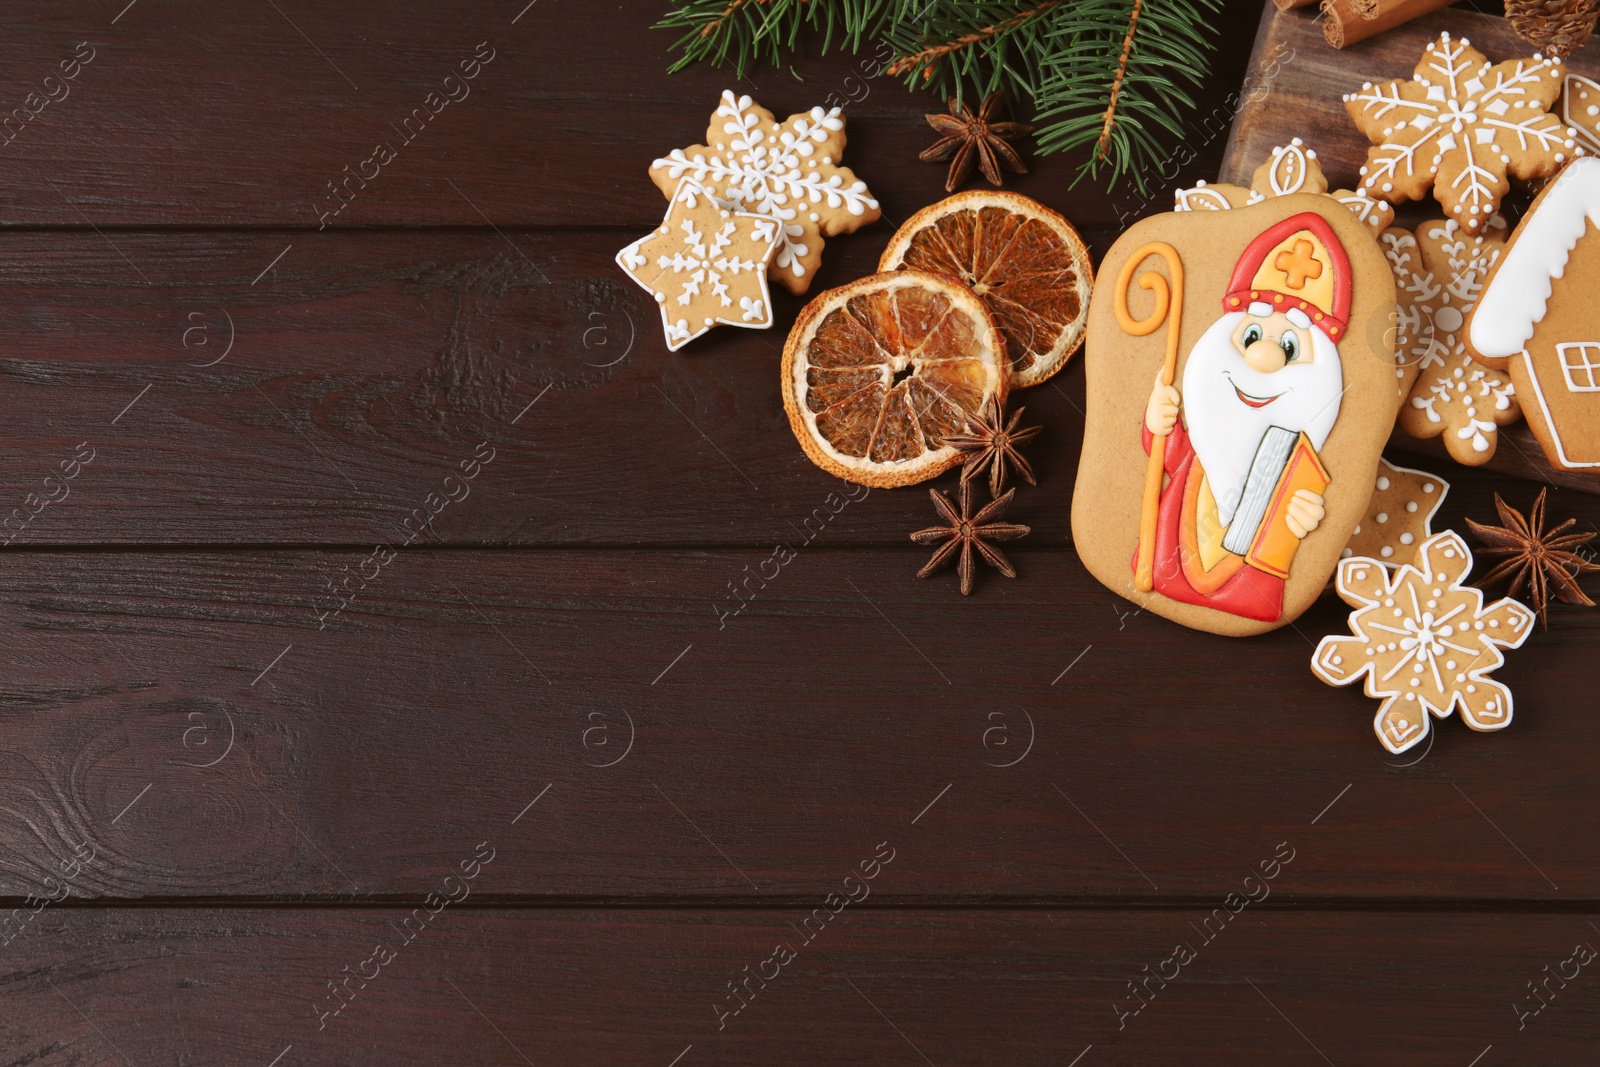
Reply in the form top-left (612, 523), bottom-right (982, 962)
top-left (1557, 342), bottom-right (1600, 392)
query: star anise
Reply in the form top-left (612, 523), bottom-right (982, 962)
top-left (1465, 488), bottom-right (1600, 628)
top-left (911, 479), bottom-right (1030, 596)
top-left (940, 394), bottom-right (1041, 497)
top-left (919, 92), bottom-right (1031, 192)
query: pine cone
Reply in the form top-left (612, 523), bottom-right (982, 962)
top-left (1507, 0), bottom-right (1600, 57)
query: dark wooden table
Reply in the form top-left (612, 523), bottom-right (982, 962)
top-left (1, 2), bottom-right (1597, 1064)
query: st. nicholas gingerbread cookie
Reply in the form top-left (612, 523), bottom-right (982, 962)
top-left (650, 90), bottom-right (880, 294)
top-left (1467, 155), bottom-right (1600, 470)
top-left (1073, 195), bottom-right (1400, 636)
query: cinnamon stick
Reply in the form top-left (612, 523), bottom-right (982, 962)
top-left (1322, 0), bottom-right (1457, 49)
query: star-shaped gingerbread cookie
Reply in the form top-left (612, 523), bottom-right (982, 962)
top-left (1343, 458), bottom-right (1449, 570)
top-left (650, 90), bottom-right (880, 294)
top-left (1344, 32), bottom-right (1580, 233)
top-left (616, 178), bottom-right (780, 352)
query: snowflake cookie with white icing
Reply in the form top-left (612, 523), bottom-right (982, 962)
top-left (650, 90), bottom-right (881, 295)
top-left (1394, 217), bottom-right (1520, 463)
top-left (1313, 530), bottom-right (1534, 755)
top-left (616, 178), bottom-right (780, 352)
top-left (1344, 32), bottom-right (1580, 235)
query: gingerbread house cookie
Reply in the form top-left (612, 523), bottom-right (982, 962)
top-left (1467, 156), bottom-right (1600, 471)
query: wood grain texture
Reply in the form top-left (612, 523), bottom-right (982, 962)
top-left (1220, 3), bottom-right (1600, 492)
top-left (0, 1), bottom-right (1244, 231)
top-left (5, 906), bottom-right (1597, 1066)
top-left (0, 544), bottom-right (1596, 902)
top-left (0, 227), bottom-right (1575, 545)
top-left (7, 1), bottom-right (1600, 1063)
top-left (0, 229), bottom-right (1103, 546)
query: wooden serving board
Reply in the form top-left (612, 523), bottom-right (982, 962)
top-left (1221, 1), bottom-right (1600, 493)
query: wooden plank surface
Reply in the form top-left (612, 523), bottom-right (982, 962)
top-left (0, 229), bottom-right (1098, 546)
top-left (0, 547), bottom-right (1595, 902)
top-left (0, 227), bottom-right (1571, 545)
top-left (0, 1), bottom-right (1177, 231)
top-left (6, 907), bottom-right (1597, 1066)
top-left (1219, 2), bottom-right (1600, 492)
top-left (4, 0), bottom-right (1599, 1062)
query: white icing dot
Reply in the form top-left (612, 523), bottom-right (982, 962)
top-left (1384, 597), bottom-right (1394, 607)
top-left (1407, 502), bottom-right (1419, 513)
top-left (1410, 677), bottom-right (1421, 686)
top-left (1341, 548), bottom-right (1353, 558)
top-left (1354, 524), bottom-right (1363, 535)
top-left (1467, 684), bottom-right (1477, 693)
top-left (1393, 607), bottom-right (1403, 616)
top-left (1490, 618), bottom-right (1499, 627)
top-left (1376, 512), bottom-right (1389, 524)
top-left (1377, 476), bottom-right (1391, 490)
top-left (1589, 105), bottom-right (1598, 116)
top-left (1332, 655), bottom-right (1343, 665)
top-left (1400, 533), bottom-right (1414, 545)
top-left (1381, 546), bottom-right (1395, 558)
top-left (1446, 660), bottom-right (1457, 670)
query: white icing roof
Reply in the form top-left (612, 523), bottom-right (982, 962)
top-left (1470, 157), bottom-right (1600, 360)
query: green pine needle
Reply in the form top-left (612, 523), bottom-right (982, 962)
top-left (653, 0), bottom-right (1224, 193)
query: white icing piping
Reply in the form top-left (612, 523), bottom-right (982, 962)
top-left (1470, 157), bottom-right (1600, 358)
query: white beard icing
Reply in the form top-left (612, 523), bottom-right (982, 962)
top-left (1181, 310), bottom-right (1344, 527)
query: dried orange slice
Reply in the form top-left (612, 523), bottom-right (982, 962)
top-left (782, 270), bottom-right (1008, 488)
top-left (878, 190), bottom-right (1094, 389)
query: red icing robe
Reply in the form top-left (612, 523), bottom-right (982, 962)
top-left (1132, 419), bottom-right (1285, 623)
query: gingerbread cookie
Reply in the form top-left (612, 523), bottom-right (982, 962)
top-left (1563, 73), bottom-right (1600, 154)
top-left (1313, 531), bottom-right (1534, 755)
top-left (616, 178), bottom-right (780, 352)
top-left (1173, 140), bottom-right (1394, 238)
top-left (1249, 138), bottom-right (1327, 200)
top-left (1467, 155), bottom-right (1600, 470)
top-left (1380, 228), bottom-right (1432, 403)
top-left (1344, 32), bottom-right (1578, 234)
top-left (650, 90), bottom-right (880, 295)
top-left (1395, 217), bottom-right (1519, 463)
top-left (1073, 194), bottom-right (1401, 636)
top-left (1343, 458), bottom-right (1449, 570)
top-left (1173, 179), bottom-right (1249, 211)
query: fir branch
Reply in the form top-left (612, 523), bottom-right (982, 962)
top-left (1033, 0), bottom-right (1223, 193)
top-left (654, 0), bottom-right (1224, 193)
top-left (884, 0), bottom-right (1066, 84)
top-left (1095, 0), bottom-right (1142, 161)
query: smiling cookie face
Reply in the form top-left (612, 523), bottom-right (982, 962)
top-left (1183, 304), bottom-right (1345, 527)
